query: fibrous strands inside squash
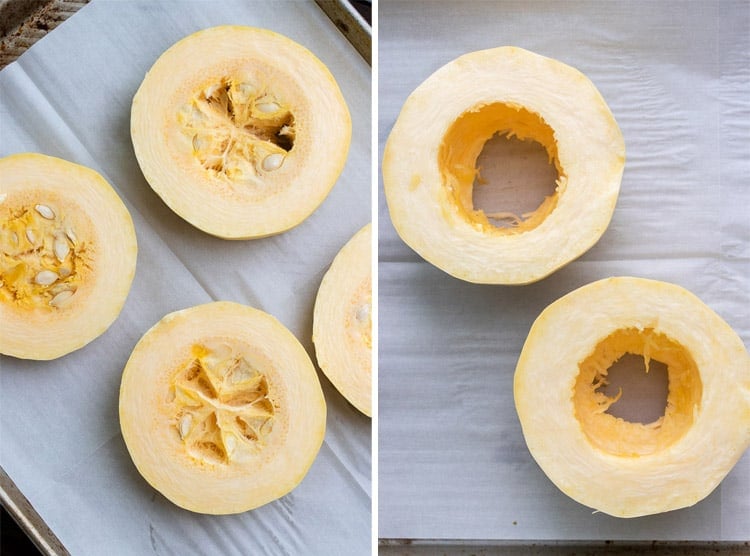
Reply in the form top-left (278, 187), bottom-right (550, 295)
top-left (0, 198), bottom-right (89, 309)
top-left (439, 102), bottom-right (567, 235)
top-left (170, 341), bottom-right (276, 465)
top-left (178, 77), bottom-right (296, 184)
top-left (574, 327), bottom-right (702, 457)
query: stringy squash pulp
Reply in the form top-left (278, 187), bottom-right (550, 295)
top-left (131, 26), bottom-right (351, 239)
top-left (0, 153), bottom-right (136, 360)
top-left (383, 47), bottom-right (625, 284)
top-left (119, 302), bottom-right (326, 514)
top-left (514, 277), bottom-right (750, 517)
top-left (313, 224), bottom-right (372, 416)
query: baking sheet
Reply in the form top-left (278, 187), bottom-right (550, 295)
top-left (0, 0), bottom-right (371, 554)
top-left (378, 0), bottom-right (749, 543)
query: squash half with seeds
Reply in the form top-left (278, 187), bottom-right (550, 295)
top-left (131, 26), bottom-right (351, 239)
top-left (119, 301), bottom-right (326, 514)
top-left (383, 47), bottom-right (625, 284)
top-left (313, 224), bottom-right (372, 416)
top-left (514, 277), bottom-right (750, 517)
top-left (0, 153), bottom-right (136, 360)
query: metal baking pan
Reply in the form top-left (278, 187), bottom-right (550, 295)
top-left (0, 1), bottom-right (371, 554)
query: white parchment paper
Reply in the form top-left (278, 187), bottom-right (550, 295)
top-left (379, 0), bottom-right (749, 542)
top-left (0, 1), bottom-right (371, 554)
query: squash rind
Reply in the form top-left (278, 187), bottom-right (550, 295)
top-left (514, 277), bottom-right (750, 517)
top-left (0, 153), bottom-right (137, 360)
top-left (383, 47), bottom-right (625, 284)
top-left (119, 301), bottom-right (326, 514)
top-left (131, 26), bottom-right (351, 239)
top-left (313, 224), bottom-right (372, 416)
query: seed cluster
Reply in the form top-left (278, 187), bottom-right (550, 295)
top-left (0, 201), bottom-right (84, 308)
top-left (178, 77), bottom-right (296, 184)
top-left (170, 342), bottom-right (276, 465)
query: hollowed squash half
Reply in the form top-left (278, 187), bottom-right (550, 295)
top-left (383, 47), bottom-right (625, 284)
top-left (119, 302), bottom-right (326, 514)
top-left (514, 277), bottom-right (750, 518)
top-left (131, 26), bottom-right (351, 239)
top-left (313, 224), bottom-right (372, 416)
top-left (0, 153), bottom-right (137, 360)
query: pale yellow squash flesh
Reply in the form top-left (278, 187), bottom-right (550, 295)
top-left (313, 224), bottom-right (372, 416)
top-left (383, 47), bottom-right (625, 284)
top-left (131, 26), bottom-right (351, 239)
top-left (514, 277), bottom-right (750, 518)
top-left (0, 153), bottom-right (137, 360)
top-left (119, 301), bottom-right (326, 514)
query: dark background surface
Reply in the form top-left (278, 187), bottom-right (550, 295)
top-left (2, 507), bottom-right (44, 555)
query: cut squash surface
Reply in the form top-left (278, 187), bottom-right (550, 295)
top-left (313, 224), bottom-right (372, 416)
top-left (514, 277), bottom-right (750, 518)
top-left (383, 47), bottom-right (624, 284)
top-left (131, 25), bottom-right (351, 239)
top-left (119, 301), bottom-right (326, 514)
top-left (0, 153), bottom-right (137, 360)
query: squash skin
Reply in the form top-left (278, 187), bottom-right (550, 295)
top-left (0, 153), bottom-right (137, 360)
top-left (383, 47), bottom-right (625, 284)
top-left (119, 301), bottom-right (326, 514)
top-left (131, 26), bottom-right (351, 239)
top-left (313, 224), bottom-right (372, 416)
top-left (514, 277), bottom-right (750, 518)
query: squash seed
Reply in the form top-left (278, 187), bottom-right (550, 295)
top-left (224, 433), bottom-right (237, 455)
top-left (262, 153), bottom-right (284, 172)
top-left (65, 227), bottom-right (78, 245)
top-left (53, 235), bottom-right (70, 262)
top-left (204, 83), bottom-right (220, 98)
top-left (256, 102), bottom-right (280, 114)
top-left (49, 289), bottom-right (74, 307)
top-left (35, 204), bottom-right (55, 219)
top-left (35, 270), bottom-right (58, 285)
top-left (237, 82), bottom-right (256, 98)
top-left (25, 229), bottom-right (36, 244)
top-left (355, 304), bottom-right (370, 323)
top-left (179, 414), bottom-right (192, 439)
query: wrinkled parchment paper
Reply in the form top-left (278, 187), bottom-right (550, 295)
top-left (379, 0), bottom-right (749, 542)
top-left (0, 1), bottom-right (371, 554)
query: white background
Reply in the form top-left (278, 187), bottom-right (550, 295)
top-left (379, 0), bottom-right (749, 542)
top-left (0, 1), bottom-right (371, 554)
